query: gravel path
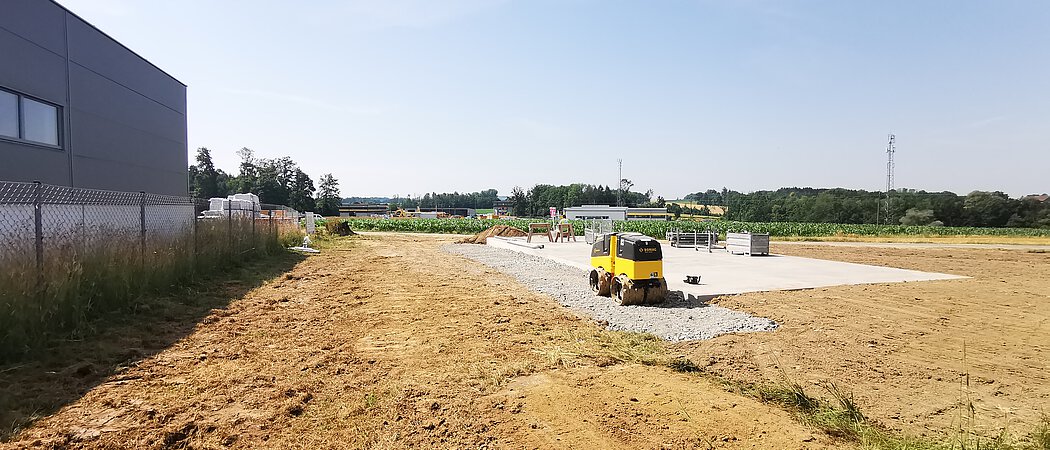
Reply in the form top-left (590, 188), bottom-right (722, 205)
top-left (445, 243), bottom-right (777, 342)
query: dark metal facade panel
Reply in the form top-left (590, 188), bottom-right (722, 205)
top-left (68, 63), bottom-right (187, 145)
top-left (0, 2), bottom-right (188, 196)
top-left (66, 16), bottom-right (186, 114)
top-left (0, 27), bottom-right (68, 103)
top-left (0, 141), bottom-right (70, 185)
top-left (68, 107), bottom-right (187, 175)
top-left (72, 155), bottom-right (188, 196)
top-left (0, 0), bottom-right (66, 54)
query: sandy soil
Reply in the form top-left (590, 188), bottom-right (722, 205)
top-left (3, 234), bottom-right (840, 449)
top-left (681, 244), bottom-right (1050, 438)
top-left (774, 235), bottom-right (1050, 246)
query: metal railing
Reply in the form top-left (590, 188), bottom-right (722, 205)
top-left (584, 219), bottom-right (614, 244)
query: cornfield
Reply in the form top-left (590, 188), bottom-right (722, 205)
top-left (337, 218), bottom-right (1050, 238)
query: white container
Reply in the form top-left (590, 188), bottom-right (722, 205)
top-left (727, 232), bottom-right (770, 256)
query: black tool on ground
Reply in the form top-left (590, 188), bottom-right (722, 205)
top-left (684, 275), bottom-right (701, 285)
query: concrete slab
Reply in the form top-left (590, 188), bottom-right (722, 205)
top-left (487, 236), bottom-right (967, 299)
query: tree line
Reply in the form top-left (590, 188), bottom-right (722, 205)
top-left (684, 188), bottom-right (1049, 228)
top-left (188, 147), bottom-right (342, 215)
top-left (507, 181), bottom-right (663, 216)
top-left (388, 189), bottom-right (501, 210)
top-left (190, 154), bottom-right (1048, 228)
top-left (378, 182), bottom-right (661, 216)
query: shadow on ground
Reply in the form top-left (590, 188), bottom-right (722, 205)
top-left (654, 291), bottom-right (718, 309)
top-left (0, 251), bottom-right (305, 442)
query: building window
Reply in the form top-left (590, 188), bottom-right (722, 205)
top-left (0, 90), bottom-right (16, 139)
top-left (22, 98), bottom-right (59, 145)
top-left (0, 87), bottom-right (61, 148)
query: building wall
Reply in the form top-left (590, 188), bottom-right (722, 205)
top-left (0, 0), bottom-right (188, 195)
top-left (565, 206), bottom-right (669, 221)
top-left (565, 206), bottom-right (628, 221)
top-left (339, 204), bottom-right (390, 216)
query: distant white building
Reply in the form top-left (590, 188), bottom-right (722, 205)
top-left (565, 205), bottom-right (627, 220)
top-left (564, 205), bottom-right (670, 221)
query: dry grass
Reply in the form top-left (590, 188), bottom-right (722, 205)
top-left (669, 356), bottom-right (1050, 450)
top-left (0, 217), bottom-right (302, 362)
top-left (0, 251), bottom-right (305, 441)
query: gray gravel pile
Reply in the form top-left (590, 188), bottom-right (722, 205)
top-left (444, 243), bottom-right (777, 342)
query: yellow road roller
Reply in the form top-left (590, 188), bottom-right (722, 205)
top-left (588, 232), bottom-right (668, 305)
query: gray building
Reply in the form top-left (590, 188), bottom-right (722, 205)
top-left (564, 205), bottom-right (671, 221)
top-left (0, 0), bottom-right (188, 195)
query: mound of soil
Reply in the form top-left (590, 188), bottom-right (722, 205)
top-left (325, 221), bottom-right (356, 236)
top-left (458, 225), bottom-right (527, 244)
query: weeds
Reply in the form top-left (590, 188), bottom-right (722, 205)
top-left (364, 392), bottom-right (378, 409)
top-left (590, 330), bottom-right (666, 366)
top-left (0, 216), bottom-right (303, 362)
top-left (535, 346), bottom-right (580, 368)
top-left (658, 356), bottom-right (1049, 450)
top-left (820, 381), bottom-right (865, 424)
top-left (1030, 416), bottom-right (1050, 449)
top-left (667, 357), bottom-right (702, 373)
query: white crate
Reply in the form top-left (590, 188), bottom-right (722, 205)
top-left (726, 232), bottom-right (769, 256)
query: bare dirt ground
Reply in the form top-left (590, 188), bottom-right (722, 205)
top-left (775, 235), bottom-right (1050, 246)
top-left (2, 234), bottom-right (841, 449)
top-left (681, 243), bottom-right (1050, 439)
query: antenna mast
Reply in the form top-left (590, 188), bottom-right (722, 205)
top-left (886, 134), bottom-right (895, 193)
top-left (884, 134), bottom-right (896, 224)
top-left (617, 158), bottom-right (623, 207)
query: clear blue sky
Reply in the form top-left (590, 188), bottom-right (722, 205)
top-left (58, 0), bottom-right (1049, 198)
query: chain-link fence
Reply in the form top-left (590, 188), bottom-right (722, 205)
top-left (0, 180), bottom-right (303, 359)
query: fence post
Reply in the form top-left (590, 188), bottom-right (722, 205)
top-left (140, 192), bottom-right (146, 268)
top-left (227, 200), bottom-right (233, 259)
top-left (33, 181), bottom-right (44, 297)
top-left (192, 200), bottom-right (198, 275)
top-left (251, 200), bottom-right (256, 254)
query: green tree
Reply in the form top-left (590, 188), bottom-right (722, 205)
top-left (316, 173), bottom-right (341, 216)
top-left (287, 168), bottom-right (315, 212)
top-left (254, 162), bottom-right (285, 204)
top-left (668, 203), bottom-right (682, 219)
top-left (900, 208), bottom-right (942, 226)
top-left (963, 191), bottom-right (1017, 227)
top-left (510, 186), bottom-right (528, 216)
top-left (234, 147), bottom-right (259, 194)
top-left (189, 147), bottom-right (221, 198)
top-left (618, 178), bottom-right (634, 206)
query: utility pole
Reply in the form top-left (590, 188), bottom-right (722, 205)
top-left (617, 158), bottom-right (623, 207)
